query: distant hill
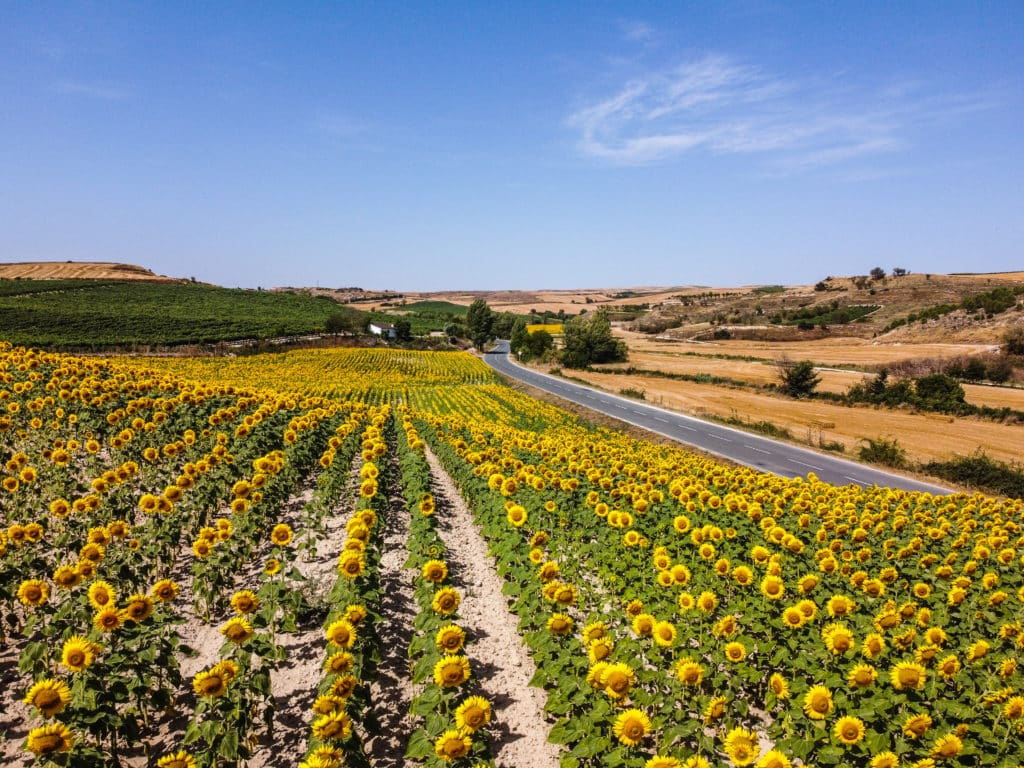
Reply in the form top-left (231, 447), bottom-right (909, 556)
top-left (0, 261), bottom-right (179, 281)
top-left (0, 278), bottom-right (361, 350)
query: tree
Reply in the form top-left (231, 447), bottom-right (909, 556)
top-left (466, 299), bottom-right (495, 350)
top-left (869, 267), bottom-right (886, 281)
top-left (1004, 326), bottom-right (1024, 356)
top-left (393, 318), bottom-right (412, 341)
top-left (522, 329), bottom-right (554, 361)
top-left (777, 359), bottom-right (820, 398)
top-left (561, 309), bottom-right (627, 368)
top-left (892, 267), bottom-right (908, 277)
top-left (509, 318), bottom-right (529, 357)
top-left (325, 311), bottom-right (364, 336)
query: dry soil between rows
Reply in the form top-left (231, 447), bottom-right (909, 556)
top-left (424, 445), bottom-right (560, 768)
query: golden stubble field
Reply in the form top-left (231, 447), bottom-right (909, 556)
top-left (548, 330), bottom-right (1024, 468)
top-left (0, 261), bottom-right (177, 281)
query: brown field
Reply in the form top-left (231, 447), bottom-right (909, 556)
top-left (0, 261), bottom-right (177, 281)
top-left (558, 366), bottom-right (1023, 467)
top-left (608, 330), bottom-right (1023, 409)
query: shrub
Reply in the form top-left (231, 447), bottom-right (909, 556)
top-left (858, 437), bottom-right (906, 468)
top-left (777, 359), bottom-right (820, 398)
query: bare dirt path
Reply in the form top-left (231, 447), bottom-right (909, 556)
top-left (424, 445), bottom-right (560, 768)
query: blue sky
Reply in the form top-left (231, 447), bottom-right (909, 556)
top-left (1, 2), bottom-right (1021, 290)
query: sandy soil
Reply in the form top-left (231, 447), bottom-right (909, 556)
top-left (424, 446), bottom-right (560, 768)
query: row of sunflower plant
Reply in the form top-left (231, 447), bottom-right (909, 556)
top-left (297, 408), bottom-right (393, 768)
top-left (395, 408), bottom-right (497, 766)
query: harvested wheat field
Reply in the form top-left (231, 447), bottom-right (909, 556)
top-left (0, 261), bottom-right (177, 281)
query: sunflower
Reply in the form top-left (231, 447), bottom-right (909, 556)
top-left (26, 723), bottom-right (75, 755)
top-left (24, 679), bottom-right (72, 717)
top-left (834, 715), bottom-right (865, 745)
top-left (724, 641), bottom-right (746, 663)
top-left (612, 708), bottom-right (651, 747)
top-left (1002, 696), bottom-right (1024, 719)
top-left (433, 655), bottom-right (471, 687)
top-left (435, 624), bottom-right (467, 654)
top-left (337, 551), bottom-right (365, 578)
top-left (193, 667), bottom-right (230, 698)
top-left (723, 727), bottom-right (760, 766)
top-left (583, 621), bottom-right (607, 644)
top-left (802, 685), bottom-right (833, 720)
top-left (264, 558), bottom-right (282, 575)
top-left (312, 711), bottom-right (352, 741)
top-left (547, 613), bottom-right (573, 635)
top-left (902, 713), bottom-right (932, 739)
top-left (85, 580), bottom-right (116, 611)
top-left (678, 592), bottom-right (695, 611)
top-left (847, 663), bottom-right (878, 688)
top-left (61, 636), bottom-right (98, 672)
top-left (156, 750), bottom-right (198, 768)
top-left (434, 730), bottom-right (471, 761)
top-left (869, 753), bottom-right (899, 768)
top-left (93, 607), bottom-right (122, 633)
top-left (455, 695), bottom-right (492, 732)
top-left (151, 579), bottom-right (179, 602)
top-left (601, 662), bottom-right (635, 699)
top-left (17, 579), bottom-right (49, 606)
top-left (325, 619), bottom-right (356, 648)
top-left (221, 617), bottom-right (254, 644)
top-left (645, 758), bottom-right (683, 768)
top-left (755, 751), bottom-right (791, 768)
top-left (760, 574), bottom-right (785, 600)
top-left (862, 633), bottom-right (886, 659)
top-left (52, 565), bottom-right (81, 589)
top-left (823, 623), bottom-right (855, 655)
top-left (652, 620), bottom-right (677, 647)
top-left (230, 590), bottom-right (259, 615)
top-left (270, 523), bottom-right (293, 546)
top-left (936, 654), bottom-right (960, 679)
top-left (930, 733), bottom-right (963, 759)
top-left (325, 650), bottom-right (354, 674)
top-left (768, 672), bottom-right (789, 700)
top-left (781, 606), bottom-right (805, 628)
top-left (697, 591), bottom-right (718, 613)
top-left (432, 587), bottom-right (461, 615)
top-left (588, 637), bottom-right (614, 664)
top-left (890, 661), bottom-right (927, 691)
top-left (312, 694), bottom-right (347, 715)
top-left (331, 674), bottom-right (358, 699)
top-left (676, 658), bottom-right (704, 686)
top-left (344, 604), bottom-right (367, 625)
top-left (121, 593), bottom-right (154, 622)
top-left (422, 560), bottom-right (448, 583)
top-left (632, 613), bottom-right (655, 636)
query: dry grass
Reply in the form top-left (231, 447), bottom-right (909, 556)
top-left (558, 367), bottom-right (1023, 466)
top-left (0, 261), bottom-right (176, 281)
top-left (609, 331), bottom-right (1023, 410)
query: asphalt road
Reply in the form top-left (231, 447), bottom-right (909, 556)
top-left (483, 341), bottom-right (952, 495)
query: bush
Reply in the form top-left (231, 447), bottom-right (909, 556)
top-left (619, 387), bottom-right (646, 400)
top-left (858, 437), bottom-right (906, 468)
top-left (923, 452), bottom-right (1024, 499)
top-left (777, 359), bottom-right (820, 398)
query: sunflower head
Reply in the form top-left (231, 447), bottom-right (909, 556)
top-left (612, 708), bottom-right (651, 747)
top-left (433, 655), bottom-right (471, 688)
top-left (434, 730), bottom-right (471, 761)
top-left (435, 624), bottom-right (466, 654)
top-left (26, 723), bottom-right (75, 755)
top-left (24, 679), bottom-right (72, 717)
top-left (156, 751), bottom-right (198, 768)
top-left (455, 695), bottom-right (492, 732)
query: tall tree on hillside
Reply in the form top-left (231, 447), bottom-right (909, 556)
top-left (509, 318), bottom-right (529, 357)
top-left (466, 299), bottom-right (495, 350)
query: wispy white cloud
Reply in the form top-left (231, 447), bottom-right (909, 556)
top-left (568, 54), bottom-right (992, 171)
top-left (619, 20), bottom-right (657, 44)
top-left (53, 80), bottom-right (130, 101)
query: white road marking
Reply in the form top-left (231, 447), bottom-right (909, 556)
top-left (654, 417), bottom-right (669, 423)
top-left (710, 434), bottom-right (731, 442)
top-left (744, 445), bottom-right (770, 454)
top-left (787, 458), bottom-right (824, 471)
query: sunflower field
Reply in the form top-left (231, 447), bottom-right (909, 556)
top-left (1, 342), bottom-right (1022, 768)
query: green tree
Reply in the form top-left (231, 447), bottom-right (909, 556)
top-left (914, 373), bottom-right (966, 412)
top-left (393, 318), bottom-right (412, 341)
top-left (509, 318), bottom-right (529, 357)
top-left (466, 299), bottom-right (495, 350)
top-left (561, 309), bottom-right (627, 368)
top-left (777, 359), bottom-right (820, 398)
top-left (524, 329), bottom-right (554, 360)
top-left (325, 311), bottom-right (364, 335)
